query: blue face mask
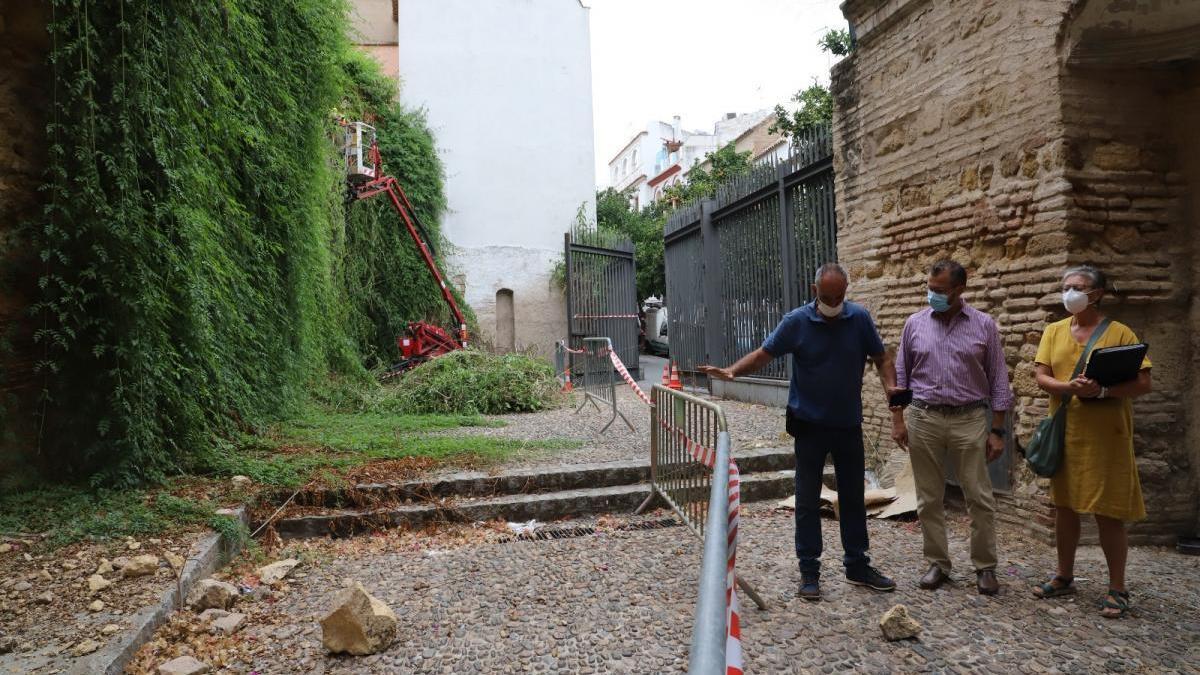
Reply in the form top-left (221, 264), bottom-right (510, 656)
top-left (927, 290), bottom-right (951, 313)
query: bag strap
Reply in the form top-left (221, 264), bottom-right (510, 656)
top-left (1062, 318), bottom-right (1111, 406)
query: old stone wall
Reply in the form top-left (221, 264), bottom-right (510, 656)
top-left (1058, 64), bottom-right (1198, 540)
top-left (833, 0), bottom-right (1199, 543)
top-left (0, 3), bottom-right (49, 448)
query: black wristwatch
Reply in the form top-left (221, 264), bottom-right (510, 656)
top-left (990, 428), bottom-right (1006, 438)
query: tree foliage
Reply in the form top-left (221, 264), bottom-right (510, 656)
top-left (595, 188), bottom-right (667, 302)
top-left (25, 0), bottom-right (458, 485)
top-left (818, 28), bottom-right (853, 57)
top-left (770, 82), bottom-right (833, 144)
top-left (664, 144), bottom-right (754, 204)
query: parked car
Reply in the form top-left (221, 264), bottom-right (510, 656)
top-left (647, 318), bottom-right (669, 357)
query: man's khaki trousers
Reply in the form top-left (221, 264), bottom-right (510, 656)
top-left (906, 404), bottom-right (998, 572)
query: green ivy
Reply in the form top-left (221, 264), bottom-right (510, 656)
top-left (27, 0), bottom-right (464, 485)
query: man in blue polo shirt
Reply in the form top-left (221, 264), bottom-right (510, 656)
top-left (701, 263), bottom-right (897, 601)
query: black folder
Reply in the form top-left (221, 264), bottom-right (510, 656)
top-left (1084, 343), bottom-right (1149, 386)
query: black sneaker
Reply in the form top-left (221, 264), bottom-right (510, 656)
top-left (846, 565), bottom-right (896, 592)
top-left (798, 574), bottom-right (821, 602)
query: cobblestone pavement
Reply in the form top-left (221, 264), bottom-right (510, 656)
top-left (146, 504), bottom-right (1200, 674)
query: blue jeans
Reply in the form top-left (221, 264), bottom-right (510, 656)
top-left (792, 420), bottom-right (870, 576)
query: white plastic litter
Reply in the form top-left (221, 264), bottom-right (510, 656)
top-left (506, 519), bottom-right (542, 535)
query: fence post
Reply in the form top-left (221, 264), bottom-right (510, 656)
top-left (778, 163), bottom-right (797, 312)
top-left (700, 199), bottom-right (724, 366)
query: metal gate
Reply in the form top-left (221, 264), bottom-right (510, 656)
top-left (664, 125), bottom-right (837, 376)
top-left (564, 225), bottom-right (640, 380)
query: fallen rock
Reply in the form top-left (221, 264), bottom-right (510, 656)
top-left (320, 581), bottom-right (397, 655)
top-left (13, 580), bottom-right (32, 592)
top-left (197, 608), bottom-right (231, 623)
top-left (87, 575), bottom-right (112, 593)
top-left (187, 579), bottom-right (238, 611)
top-left (0, 544), bottom-right (12, 554)
top-left (101, 624), bottom-right (122, 635)
top-left (89, 600), bottom-right (105, 612)
top-left (156, 655), bottom-right (211, 675)
top-left (209, 612), bottom-right (246, 635)
top-left (72, 639), bottom-right (100, 657)
top-left (38, 569), bottom-right (53, 582)
top-left (0, 635), bottom-right (16, 654)
top-left (96, 559), bottom-right (114, 575)
top-left (35, 591), bottom-right (54, 605)
top-left (121, 554), bottom-right (160, 578)
top-left (231, 475), bottom-right (252, 487)
top-left (880, 604), bottom-right (922, 641)
top-left (163, 552), bottom-right (186, 572)
top-left (257, 559), bottom-right (300, 586)
top-left (127, 540), bottom-right (141, 551)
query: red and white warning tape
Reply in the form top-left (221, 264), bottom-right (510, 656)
top-left (608, 350), bottom-right (653, 406)
top-left (606, 349), bottom-right (743, 675)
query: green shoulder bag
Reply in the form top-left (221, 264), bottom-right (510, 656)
top-left (1024, 319), bottom-right (1110, 477)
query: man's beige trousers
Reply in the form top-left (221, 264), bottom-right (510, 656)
top-left (906, 405), bottom-right (998, 572)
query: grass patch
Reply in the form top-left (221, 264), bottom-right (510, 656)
top-left (195, 407), bottom-right (577, 488)
top-left (0, 486), bottom-right (234, 551)
top-left (1, 382), bottom-right (577, 549)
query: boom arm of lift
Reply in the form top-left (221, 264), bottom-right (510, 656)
top-left (350, 137), bottom-right (469, 351)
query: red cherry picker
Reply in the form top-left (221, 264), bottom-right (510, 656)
top-left (341, 120), bottom-right (468, 372)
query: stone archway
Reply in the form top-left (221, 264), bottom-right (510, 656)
top-left (1058, 0), bottom-right (1200, 543)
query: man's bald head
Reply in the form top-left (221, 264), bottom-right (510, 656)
top-left (813, 263), bottom-right (849, 308)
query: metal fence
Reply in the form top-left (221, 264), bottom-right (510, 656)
top-left (664, 124), bottom-right (836, 378)
top-left (572, 337), bottom-right (634, 434)
top-left (565, 225), bottom-right (640, 380)
top-left (639, 384), bottom-right (765, 611)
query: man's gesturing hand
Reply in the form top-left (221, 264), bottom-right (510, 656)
top-left (698, 365), bottom-right (735, 381)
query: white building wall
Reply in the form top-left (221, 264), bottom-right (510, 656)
top-left (398, 0), bottom-right (595, 357)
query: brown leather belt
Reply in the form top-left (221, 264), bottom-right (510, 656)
top-left (910, 399), bottom-right (987, 415)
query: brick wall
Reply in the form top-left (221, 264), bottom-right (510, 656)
top-left (833, 0), bottom-right (1199, 543)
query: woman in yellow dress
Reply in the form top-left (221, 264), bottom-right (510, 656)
top-left (1030, 266), bottom-right (1152, 618)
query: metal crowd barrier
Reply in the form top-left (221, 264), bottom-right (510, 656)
top-left (573, 336), bottom-right (634, 433)
top-left (638, 384), bottom-right (766, 610)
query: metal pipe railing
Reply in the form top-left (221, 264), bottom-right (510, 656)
top-left (688, 430), bottom-right (732, 675)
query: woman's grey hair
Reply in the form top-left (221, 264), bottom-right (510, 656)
top-left (1062, 265), bottom-right (1108, 292)
top-left (814, 262), bottom-right (850, 285)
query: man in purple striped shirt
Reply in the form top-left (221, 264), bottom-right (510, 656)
top-left (891, 260), bottom-right (1012, 596)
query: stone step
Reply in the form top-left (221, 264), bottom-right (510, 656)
top-left (266, 469), bottom-right (796, 540)
top-left (276, 446), bottom-right (796, 508)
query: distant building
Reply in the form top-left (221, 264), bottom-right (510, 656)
top-left (398, 0), bottom-right (595, 356)
top-left (688, 112), bottom-right (786, 176)
top-left (608, 111), bottom-right (770, 208)
top-left (347, 0), bottom-right (398, 80)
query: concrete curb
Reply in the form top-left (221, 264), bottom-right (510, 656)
top-left (66, 506), bottom-right (250, 675)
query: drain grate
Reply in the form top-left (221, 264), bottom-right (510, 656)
top-left (498, 517), bottom-right (680, 544)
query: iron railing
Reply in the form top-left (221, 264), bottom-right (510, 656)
top-left (663, 124), bottom-right (836, 378)
top-left (565, 225), bottom-right (640, 381)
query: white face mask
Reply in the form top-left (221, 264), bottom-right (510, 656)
top-left (1062, 288), bottom-right (1091, 315)
top-left (817, 300), bottom-right (843, 318)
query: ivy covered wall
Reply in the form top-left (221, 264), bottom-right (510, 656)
top-left (13, 0), bottom-right (462, 485)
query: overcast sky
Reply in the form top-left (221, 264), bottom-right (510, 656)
top-left (587, 0), bottom-right (847, 188)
